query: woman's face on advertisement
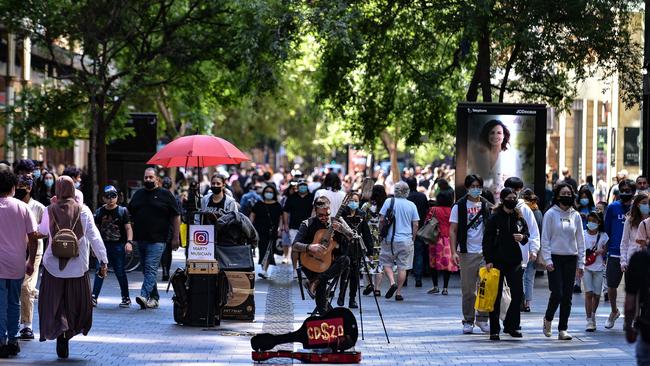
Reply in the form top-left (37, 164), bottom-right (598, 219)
top-left (489, 125), bottom-right (504, 147)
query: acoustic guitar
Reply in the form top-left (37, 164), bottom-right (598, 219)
top-left (300, 193), bottom-right (352, 273)
top-left (250, 307), bottom-right (358, 352)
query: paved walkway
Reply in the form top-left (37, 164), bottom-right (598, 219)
top-left (5, 251), bottom-right (638, 365)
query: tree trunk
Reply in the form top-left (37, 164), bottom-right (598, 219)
top-left (380, 129), bottom-right (400, 184)
top-left (96, 119), bottom-right (108, 210)
top-left (89, 102), bottom-right (99, 210)
top-left (498, 42), bottom-right (520, 103)
top-left (478, 22), bottom-right (492, 102)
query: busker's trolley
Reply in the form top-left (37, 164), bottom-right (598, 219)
top-left (169, 210), bottom-right (258, 327)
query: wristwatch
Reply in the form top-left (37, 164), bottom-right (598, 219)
top-left (126, 240), bottom-right (134, 244)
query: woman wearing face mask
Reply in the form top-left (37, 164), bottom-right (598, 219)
top-left (482, 188), bottom-right (529, 341)
top-left (620, 193), bottom-right (649, 273)
top-left (200, 174), bottom-right (237, 224)
top-left (250, 185), bottom-right (283, 279)
top-left (361, 185), bottom-right (387, 296)
top-left (37, 171), bottom-right (57, 206)
top-left (541, 183), bottom-right (585, 340)
top-left (337, 193), bottom-right (373, 308)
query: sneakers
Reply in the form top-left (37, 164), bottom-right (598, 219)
top-left (605, 310), bottom-right (620, 329)
top-left (349, 299), bottom-right (358, 309)
top-left (362, 284), bottom-right (374, 296)
top-left (558, 330), bottom-right (573, 340)
top-left (385, 284), bottom-right (398, 299)
top-left (146, 298), bottom-right (159, 309)
top-left (91, 295), bottom-right (98, 307)
top-left (543, 319), bottom-right (552, 337)
top-left (476, 321), bottom-right (490, 333)
top-left (19, 327), bottom-right (34, 340)
top-left (258, 271), bottom-right (269, 280)
top-left (586, 317), bottom-right (596, 332)
top-left (135, 296), bottom-right (147, 310)
top-left (427, 287), bottom-right (440, 294)
top-left (119, 297), bottom-right (132, 308)
top-left (490, 334), bottom-right (500, 341)
top-left (462, 323), bottom-right (474, 334)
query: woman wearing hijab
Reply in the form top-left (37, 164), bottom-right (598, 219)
top-left (38, 176), bottom-right (108, 359)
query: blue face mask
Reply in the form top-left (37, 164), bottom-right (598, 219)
top-left (74, 181), bottom-right (81, 189)
top-left (579, 198), bottom-right (589, 206)
top-left (348, 202), bottom-right (359, 210)
top-left (264, 192), bottom-right (274, 200)
top-left (640, 203), bottom-right (650, 216)
top-left (586, 222), bottom-right (599, 231)
top-left (298, 185), bottom-right (308, 194)
top-left (44, 179), bottom-right (54, 188)
top-left (468, 188), bottom-right (482, 198)
top-left (33, 170), bottom-right (41, 179)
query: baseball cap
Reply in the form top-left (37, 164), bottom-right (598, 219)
top-left (104, 185), bottom-right (118, 195)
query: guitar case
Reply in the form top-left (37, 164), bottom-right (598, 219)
top-left (251, 307), bottom-right (358, 352)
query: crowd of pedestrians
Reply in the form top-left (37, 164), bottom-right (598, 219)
top-left (2, 157), bottom-right (650, 363)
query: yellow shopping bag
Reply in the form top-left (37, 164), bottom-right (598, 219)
top-left (475, 267), bottom-right (500, 313)
top-left (180, 223), bottom-right (188, 248)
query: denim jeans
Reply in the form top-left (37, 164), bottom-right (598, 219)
top-left (0, 278), bottom-right (22, 344)
top-left (93, 242), bottom-right (130, 299)
top-left (523, 261), bottom-right (536, 302)
top-left (137, 242), bottom-right (165, 300)
top-left (412, 237), bottom-right (428, 281)
top-left (637, 339), bottom-right (650, 365)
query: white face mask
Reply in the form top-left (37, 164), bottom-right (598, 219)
top-left (370, 205), bottom-right (377, 213)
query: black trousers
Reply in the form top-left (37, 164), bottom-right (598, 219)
top-left (303, 255), bottom-right (350, 314)
top-left (161, 241), bottom-right (172, 276)
top-left (545, 254), bottom-right (577, 331)
top-left (338, 257), bottom-right (361, 302)
top-left (490, 264), bottom-right (524, 335)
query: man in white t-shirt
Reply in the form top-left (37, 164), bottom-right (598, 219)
top-left (450, 174), bottom-right (492, 334)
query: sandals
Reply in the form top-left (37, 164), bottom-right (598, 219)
top-left (385, 284), bottom-right (398, 299)
top-left (442, 289), bottom-right (448, 296)
top-left (427, 287), bottom-right (440, 294)
top-left (395, 294), bottom-right (404, 301)
top-left (373, 290), bottom-right (381, 297)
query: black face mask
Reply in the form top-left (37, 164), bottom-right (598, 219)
top-left (143, 181), bottom-right (156, 190)
top-left (14, 188), bottom-right (28, 200)
top-left (620, 193), bottom-right (633, 202)
top-left (558, 196), bottom-right (574, 206)
top-left (503, 200), bottom-right (517, 210)
top-left (211, 186), bottom-right (222, 195)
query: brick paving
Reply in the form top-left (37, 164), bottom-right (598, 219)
top-left (4, 250), bottom-right (638, 365)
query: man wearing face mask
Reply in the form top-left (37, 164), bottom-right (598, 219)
top-left (14, 175), bottom-right (45, 340)
top-left (636, 175), bottom-right (649, 196)
top-left (128, 168), bottom-right (181, 310)
top-left (604, 179), bottom-right (636, 329)
top-left (61, 166), bottom-right (82, 190)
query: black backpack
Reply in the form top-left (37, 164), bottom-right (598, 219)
top-left (379, 198), bottom-right (395, 241)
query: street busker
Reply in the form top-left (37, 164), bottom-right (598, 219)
top-left (541, 183), bottom-right (585, 341)
top-left (582, 212), bottom-right (608, 332)
top-left (482, 188), bottom-right (529, 341)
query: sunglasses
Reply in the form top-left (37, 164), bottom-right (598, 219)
top-left (104, 193), bottom-right (118, 199)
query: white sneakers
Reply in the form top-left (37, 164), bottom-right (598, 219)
top-left (543, 319), bottom-right (552, 337)
top-left (476, 321), bottom-right (490, 333)
top-left (605, 310), bottom-right (620, 329)
top-left (558, 330), bottom-right (573, 340)
top-left (463, 323), bottom-right (474, 334)
top-left (586, 316), bottom-right (596, 332)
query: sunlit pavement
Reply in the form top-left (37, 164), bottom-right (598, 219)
top-left (6, 250), bottom-right (636, 365)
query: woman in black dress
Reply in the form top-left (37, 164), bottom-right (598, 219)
top-left (250, 185), bottom-right (283, 279)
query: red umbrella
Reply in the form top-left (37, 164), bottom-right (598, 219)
top-left (147, 135), bottom-right (249, 167)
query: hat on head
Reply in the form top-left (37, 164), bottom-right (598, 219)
top-left (104, 185), bottom-right (118, 194)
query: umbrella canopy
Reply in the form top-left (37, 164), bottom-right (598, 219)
top-left (147, 135), bottom-right (249, 167)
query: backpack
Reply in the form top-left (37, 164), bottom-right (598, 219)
top-left (50, 207), bottom-right (81, 260)
top-left (379, 198), bottom-right (396, 241)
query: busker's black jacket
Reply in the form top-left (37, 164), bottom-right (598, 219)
top-left (482, 207), bottom-right (529, 268)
